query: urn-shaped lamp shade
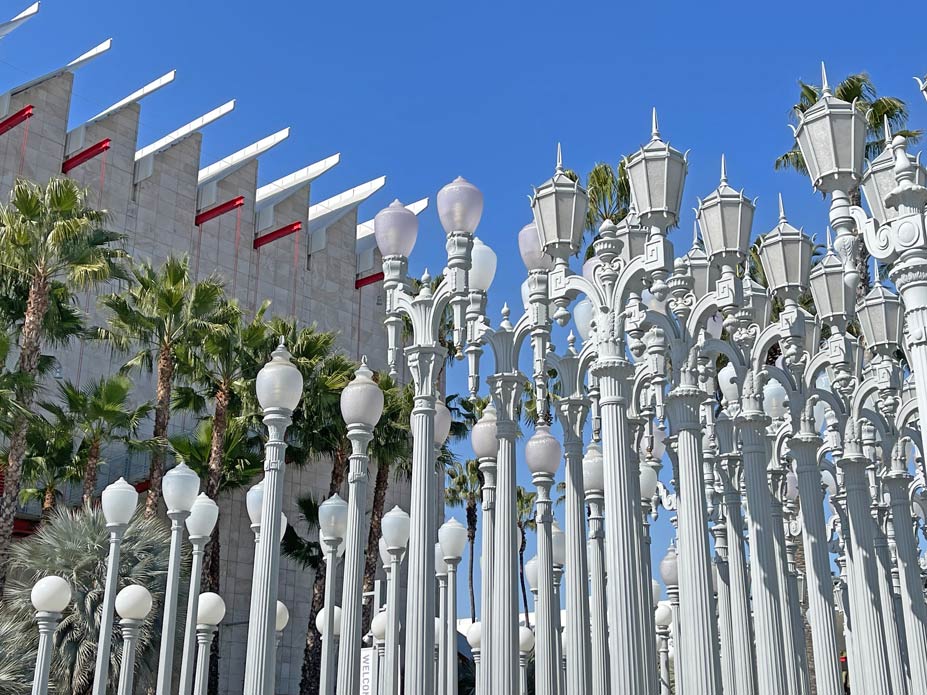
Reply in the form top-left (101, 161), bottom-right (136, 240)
top-left (341, 359), bottom-right (384, 427)
top-left (371, 610), bottom-right (388, 641)
top-left (31, 576), bottom-right (72, 613)
top-left (276, 601), bottom-right (290, 632)
top-left (315, 606), bottom-right (342, 636)
top-left (525, 556), bottom-right (539, 591)
top-left (162, 463), bottom-right (201, 513)
top-left (573, 298), bottom-right (595, 342)
top-left (809, 248), bottom-right (854, 322)
top-left (857, 284), bottom-right (904, 354)
top-left (757, 199), bottom-right (813, 298)
top-left (525, 425), bottom-right (562, 476)
top-left (382, 506), bottom-right (411, 550)
top-left (717, 363), bottom-right (739, 404)
top-left (197, 592), bottom-right (226, 626)
top-left (101, 477), bottom-right (138, 526)
top-left (651, 427), bottom-right (667, 460)
top-left (862, 130), bottom-right (927, 225)
top-left (437, 177), bottom-right (483, 236)
top-left (639, 465), bottom-right (659, 499)
top-left (655, 600), bottom-right (673, 628)
top-left (583, 442), bottom-right (605, 493)
top-left (793, 70), bottom-right (867, 194)
top-left (318, 494), bottom-right (349, 542)
top-left (186, 493), bottom-right (219, 538)
top-left (530, 150), bottom-right (588, 259)
top-left (471, 405), bottom-right (499, 459)
top-left (470, 237), bottom-right (497, 292)
top-left (374, 200), bottom-right (419, 257)
top-left (518, 222), bottom-right (553, 272)
top-left (519, 626), bottom-right (536, 653)
top-left (434, 398), bottom-right (452, 446)
top-left (115, 585), bottom-right (153, 620)
top-left (551, 522), bottom-right (566, 566)
top-left (625, 111), bottom-right (688, 230)
top-left (467, 621), bottom-right (482, 649)
top-left (696, 157), bottom-right (755, 265)
top-left (438, 518), bottom-right (468, 561)
top-left (659, 546), bottom-right (679, 587)
top-left (763, 380), bottom-right (789, 419)
top-left (246, 480), bottom-right (264, 526)
top-left (434, 543), bottom-right (448, 577)
top-left (256, 341), bottom-right (303, 412)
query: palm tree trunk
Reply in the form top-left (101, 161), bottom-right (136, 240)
top-left (519, 527), bottom-right (531, 628)
top-left (300, 447), bottom-right (349, 695)
top-left (42, 487), bottom-right (56, 517)
top-left (82, 439), bottom-right (101, 505)
top-left (145, 347), bottom-right (174, 517)
top-left (467, 501), bottom-right (477, 621)
top-left (852, 188), bottom-right (871, 302)
top-left (361, 454), bottom-right (392, 635)
top-left (205, 528), bottom-right (222, 695)
top-left (794, 530), bottom-right (816, 695)
top-left (0, 272), bottom-right (50, 594)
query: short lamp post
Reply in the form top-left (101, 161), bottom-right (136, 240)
top-left (381, 505), bottom-right (410, 695)
top-left (318, 494), bottom-right (349, 695)
top-left (435, 543), bottom-right (449, 695)
top-left (551, 522), bottom-right (567, 695)
top-left (92, 477), bottom-right (138, 695)
top-left (316, 605), bottom-right (343, 688)
top-left (655, 601), bottom-right (673, 695)
top-left (439, 518), bottom-right (468, 695)
top-left (179, 493), bottom-right (219, 695)
top-left (660, 545), bottom-right (681, 695)
top-left (276, 601), bottom-right (289, 649)
top-left (371, 610), bottom-right (388, 695)
top-left (337, 359), bottom-right (384, 695)
top-left (155, 462), bottom-right (200, 695)
top-left (519, 626), bottom-right (536, 695)
top-left (243, 340), bottom-right (303, 695)
top-left (115, 585), bottom-right (153, 695)
top-left (583, 442), bottom-right (609, 695)
top-left (30, 576), bottom-right (72, 695)
top-left (467, 622), bottom-right (482, 695)
top-left (194, 593), bottom-right (226, 695)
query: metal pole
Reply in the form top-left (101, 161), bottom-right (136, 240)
top-left (446, 558), bottom-right (461, 695)
top-left (587, 493), bottom-right (609, 695)
top-left (473, 648), bottom-right (480, 695)
top-left (436, 566), bottom-right (448, 695)
top-left (91, 525), bottom-right (126, 695)
top-left (116, 618), bottom-right (142, 695)
top-left (519, 653), bottom-right (529, 695)
top-left (711, 523), bottom-right (736, 695)
top-left (478, 445), bottom-right (497, 695)
top-left (178, 534), bottom-right (208, 695)
top-left (193, 625), bottom-right (217, 695)
top-left (320, 538), bottom-right (341, 695)
top-left (31, 612), bottom-right (60, 695)
top-left (155, 509), bottom-right (189, 695)
top-left (657, 627), bottom-right (671, 695)
top-left (533, 470), bottom-right (556, 695)
top-left (553, 566), bottom-right (564, 695)
top-left (384, 549), bottom-right (403, 695)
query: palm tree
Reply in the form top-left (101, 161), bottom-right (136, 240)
top-left (18, 415), bottom-right (80, 516)
top-left (516, 484), bottom-right (538, 627)
top-left (564, 161), bottom-right (632, 256)
top-left (445, 458), bottom-right (482, 620)
top-left (0, 177), bottom-right (126, 591)
top-left (41, 375), bottom-right (152, 504)
top-left (97, 256), bottom-right (226, 516)
top-left (775, 71), bottom-right (922, 297)
top-left (2, 504), bottom-right (180, 695)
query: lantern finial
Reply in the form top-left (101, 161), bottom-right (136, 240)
top-left (778, 193), bottom-right (787, 224)
top-left (826, 226), bottom-right (833, 251)
top-left (556, 142), bottom-right (563, 172)
top-left (692, 219), bottom-right (699, 246)
top-left (821, 62), bottom-right (832, 96)
top-left (720, 154), bottom-right (728, 185)
top-left (883, 115), bottom-right (893, 147)
top-left (651, 107), bottom-right (660, 140)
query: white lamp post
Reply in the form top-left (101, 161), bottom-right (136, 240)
top-left (371, 609), bottom-right (388, 694)
top-left (381, 505), bottom-right (410, 695)
top-left (155, 462), bottom-right (200, 695)
top-left (467, 622), bottom-right (482, 695)
top-left (92, 477), bottom-right (138, 695)
top-left (550, 521), bottom-right (566, 695)
top-left (337, 359), bottom-right (384, 695)
top-left (30, 576), bottom-right (72, 695)
top-left (243, 339), bottom-right (303, 695)
top-left (583, 442), bottom-right (609, 695)
top-left (318, 493), bottom-right (348, 695)
top-left (179, 493), bottom-right (219, 695)
top-left (654, 601), bottom-right (673, 695)
top-left (115, 585), bottom-right (153, 695)
top-left (194, 593), bottom-right (226, 695)
top-left (519, 626), bottom-right (536, 695)
top-left (435, 542), bottom-right (449, 695)
top-left (659, 545), bottom-right (681, 695)
top-left (439, 518), bottom-right (468, 695)
top-left (471, 405), bottom-right (498, 695)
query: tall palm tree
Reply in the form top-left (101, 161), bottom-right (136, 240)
top-left (97, 256), bottom-right (226, 516)
top-left (0, 177), bottom-right (126, 591)
top-left (516, 484), bottom-right (538, 627)
top-left (775, 71), bottom-right (921, 297)
top-left (18, 415), bottom-right (81, 516)
top-left (41, 375), bottom-right (152, 504)
top-left (565, 161), bottom-right (632, 256)
top-left (445, 458), bottom-right (482, 620)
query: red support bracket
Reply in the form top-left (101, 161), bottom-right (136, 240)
top-left (62, 138), bottom-right (111, 174)
top-left (0, 104), bottom-right (33, 137)
top-left (355, 271), bottom-right (384, 289)
top-left (195, 195), bottom-right (245, 226)
top-left (253, 220), bottom-right (302, 249)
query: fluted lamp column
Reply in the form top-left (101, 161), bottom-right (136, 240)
top-left (30, 576), bottom-right (72, 695)
top-left (114, 585), bottom-right (152, 695)
top-left (381, 506), bottom-right (410, 695)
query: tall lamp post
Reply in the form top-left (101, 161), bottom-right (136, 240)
top-left (194, 594), bottom-right (226, 695)
top-left (92, 477), bottom-right (138, 695)
top-left (30, 576), bottom-right (72, 695)
top-left (114, 585), bottom-right (152, 695)
top-left (155, 462), bottom-right (200, 695)
top-left (583, 441), bottom-right (609, 695)
top-left (467, 622), bottom-right (482, 695)
top-left (380, 505), bottom-right (410, 695)
top-left (318, 494), bottom-right (348, 695)
top-left (440, 518), bottom-right (468, 695)
top-left (337, 359), bottom-right (384, 695)
top-left (243, 339), bottom-right (303, 695)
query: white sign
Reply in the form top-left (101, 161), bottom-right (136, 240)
top-left (359, 646), bottom-right (378, 695)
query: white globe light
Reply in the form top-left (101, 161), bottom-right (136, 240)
top-left (785, 471), bottom-right (799, 503)
top-left (821, 469), bottom-right (837, 496)
top-left (315, 606), bottom-right (342, 636)
top-left (318, 494), bottom-right (349, 541)
top-left (162, 462), bottom-right (200, 513)
top-left (525, 425), bottom-right (562, 476)
top-left (340, 360), bottom-right (384, 427)
top-left (434, 398), bottom-right (453, 446)
top-left (466, 621), bottom-right (482, 649)
top-left (583, 443), bottom-right (605, 493)
top-left (573, 298), bottom-right (594, 342)
top-left (551, 523), bottom-right (566, 567)
top-left (246, 480), bottom-right (263, 526)
top-left (101, 477), bottom-right (138, 526)
top-left (115, 584), bottom-right (153, 621)
top-left (276, 601), bottom-right (290, 632)
top-left (469, 237), bottom-right (497, 292)
top-left (763, 379), bottom-right (789, 419)
top-left (525, 556), bottom-right (539, 592)
top-left (186, 493), bottom-right (219, 538)
top-left (654, 600), bottom-right (673, 628)
top-left (659, 546), bottom-right (679, 587)
top-left (255, 340), bottom-right (304, 412)
top-left (706, 312), bottom-right (724, 339)
top-left (471, 405), bottom-right (498, 459)
top-left (374, 199), bottom-right (418, 257)
top-left (438, 518), bottom-right (469, 562)
top-left (519, 626), bottom-right (535, 653)
top-left (371, 610), bottom-right (389, 641)
top-left (640, 465), bottom-right (659, 499)
top-left (437, 176), bottom-right (483, 236)
top-left (31, 576), bottom-right (72, 613)
top-left (378, 536), bottom-right (390, 567)
top-left (718, 363), bottom-right (739, 404)
top-left (434, 543), bottom-right (448, 578)
top-left (196, 592), bottom-right (226, 626)
top-left (381, 506), bottom-right (411, 550)
top-left (518, 222), bottom-right (553, 272)
top-left (652, 579), bottom-right (662, 607)
top-left (651, 427), bottom-right (667, 461)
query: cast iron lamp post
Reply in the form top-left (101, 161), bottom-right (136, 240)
top-left (381, 505), bottom-right (410, 695)
top-left (583, 440), bottom-right (609, 695)
top-left (194, 594), bottom-right (225, 695)
top-left (467, 622), bottom-right (482, 695)
top-left (318, 493), bottom-right (348, 695)
top-left (30, 576), bottom-right (72, 695)
top-left (439, 518), bottom-right (468, 695)
top-left (114, 585), bottom-right (152, 695)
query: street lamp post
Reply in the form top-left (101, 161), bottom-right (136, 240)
top-left (114, 585), bottom-right (152, 695)
top-left (318, 494), bottom-right (348, 695)
top-left (659, 545), bottom-right (681, 695)
top-left (435, 543), bottom-right (448, 695)
top-left (583, 441), bottom-right (609, 695)
top-left (194, 594), bottom-right (226, 695)
top-left (440, 518), bottom-right (468, 695)
top-left (92, 477), bottom-right (138, 695)
top-left (471, 405), bottom-right (498, 695)
top-left (467, 622), bottom-right (482, 695)
top-left (243, 339), bottom-right (303, 695)
top-left (337, 359), bottom-right (384, 695)
top-left (519, 626), bottom-right (535, 695)
top-left (381, 505), bottom-right (410, 695)
top-left (30, 576), bottom-right (72, 695)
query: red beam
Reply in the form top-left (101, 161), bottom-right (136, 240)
top-left (253, 220), bottom-right (302, 249)
top-left (0, 104), bottom-right (33, 137)
top-left (132, 479), bottom-right (150, 494)
top-left (355, 271), bottom-right (384, 289)
top-left (62, 138), bottom-right (111, 174)
top-left (12, 517), bottom-right (39, 537)
top-left (195, 195), bottom-right (245, 226)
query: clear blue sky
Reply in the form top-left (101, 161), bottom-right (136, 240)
top-left (5, 0), bottom-right (927, 618)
